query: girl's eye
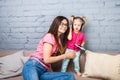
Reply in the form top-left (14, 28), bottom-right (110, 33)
top-left (74, 24), bottom-right (77, 26)
top-left (74, 24), bottom-right (81, 27)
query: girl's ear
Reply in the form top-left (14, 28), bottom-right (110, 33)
top-left (82, 16), bottom-right (87, 23)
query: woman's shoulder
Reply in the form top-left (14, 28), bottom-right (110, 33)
top-left (43, 33), bottom-right (55, 40)
top-left (44, 33), bottom-right (54, 38)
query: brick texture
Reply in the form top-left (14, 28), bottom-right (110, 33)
top-left (0, 0), bottom-right (120, 52)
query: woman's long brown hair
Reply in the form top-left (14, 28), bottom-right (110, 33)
top-left (48, 16), bottom-right (69, 54)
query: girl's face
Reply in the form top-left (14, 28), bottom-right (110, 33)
top-left (73, 19), bottom-right (83, 33)
top-left (58, 19), bottom-right (68, 35)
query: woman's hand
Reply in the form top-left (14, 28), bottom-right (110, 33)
top-left (65, 51), bottom-right (76, 59)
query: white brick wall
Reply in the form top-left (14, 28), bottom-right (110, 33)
top-left (0, 0), bottom-right (120, 52)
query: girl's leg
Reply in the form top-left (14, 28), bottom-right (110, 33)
top-left (22, 59), bottom-right (47, 80)
top-left (40, 72), bottom-right (75, 80)
top-left (61, 49), bottom-right (71, 72)
top-left (61, 58), bottom-right (70, 72)
top-left (73, 51), bottom-right (81, 75)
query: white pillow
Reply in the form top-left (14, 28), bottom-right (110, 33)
top-left (21, 56), bottom-right (29, 64)
top-left (0, 50), bottom-right (24, 78)
top-left (82, 50), bottom-right (120, 80)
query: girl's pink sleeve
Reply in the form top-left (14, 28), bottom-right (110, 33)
top-left (82, 34), bottom-right (86, 42)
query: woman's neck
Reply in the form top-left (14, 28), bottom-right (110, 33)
top-left (58, 32), bottom-right (61, 36)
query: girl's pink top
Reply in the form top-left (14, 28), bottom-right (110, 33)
top-left (67, 31), bottom-right (86, 51)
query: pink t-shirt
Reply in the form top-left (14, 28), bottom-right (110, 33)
top-left (30, 33), bottom-right (57, 59)
top-left (67, 31), bottom-right (86, 51)
top-left (30, 33), bottom-right (59, 70)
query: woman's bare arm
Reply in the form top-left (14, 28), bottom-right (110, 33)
top-left (43, 43), bottom-right (75, 64)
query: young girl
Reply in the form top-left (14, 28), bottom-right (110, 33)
top-left (61, 15), bottom-right (87, 76)
top-left (22, 16), bottom-right (76, 80)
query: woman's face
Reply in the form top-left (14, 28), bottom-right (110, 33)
top-left (58, 19), bottom-right (68, 35)
top-left (73, 19), bottom-right (83, 33)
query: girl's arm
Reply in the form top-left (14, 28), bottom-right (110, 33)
top-left (43, 42), bottom-right (75, 64)
top-left (81, 41), bottom-right (85, 47)
top-left (67, 27), bottom-right (72, 40)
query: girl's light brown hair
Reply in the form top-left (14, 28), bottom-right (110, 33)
top-left (70, 15), bottom-right (87, 31)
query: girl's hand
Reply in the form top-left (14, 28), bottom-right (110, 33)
top-left (65, 51), bottom-right (75, 59)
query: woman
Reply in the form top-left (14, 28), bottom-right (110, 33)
top-left (22, 16), bottom-right (75, 80)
